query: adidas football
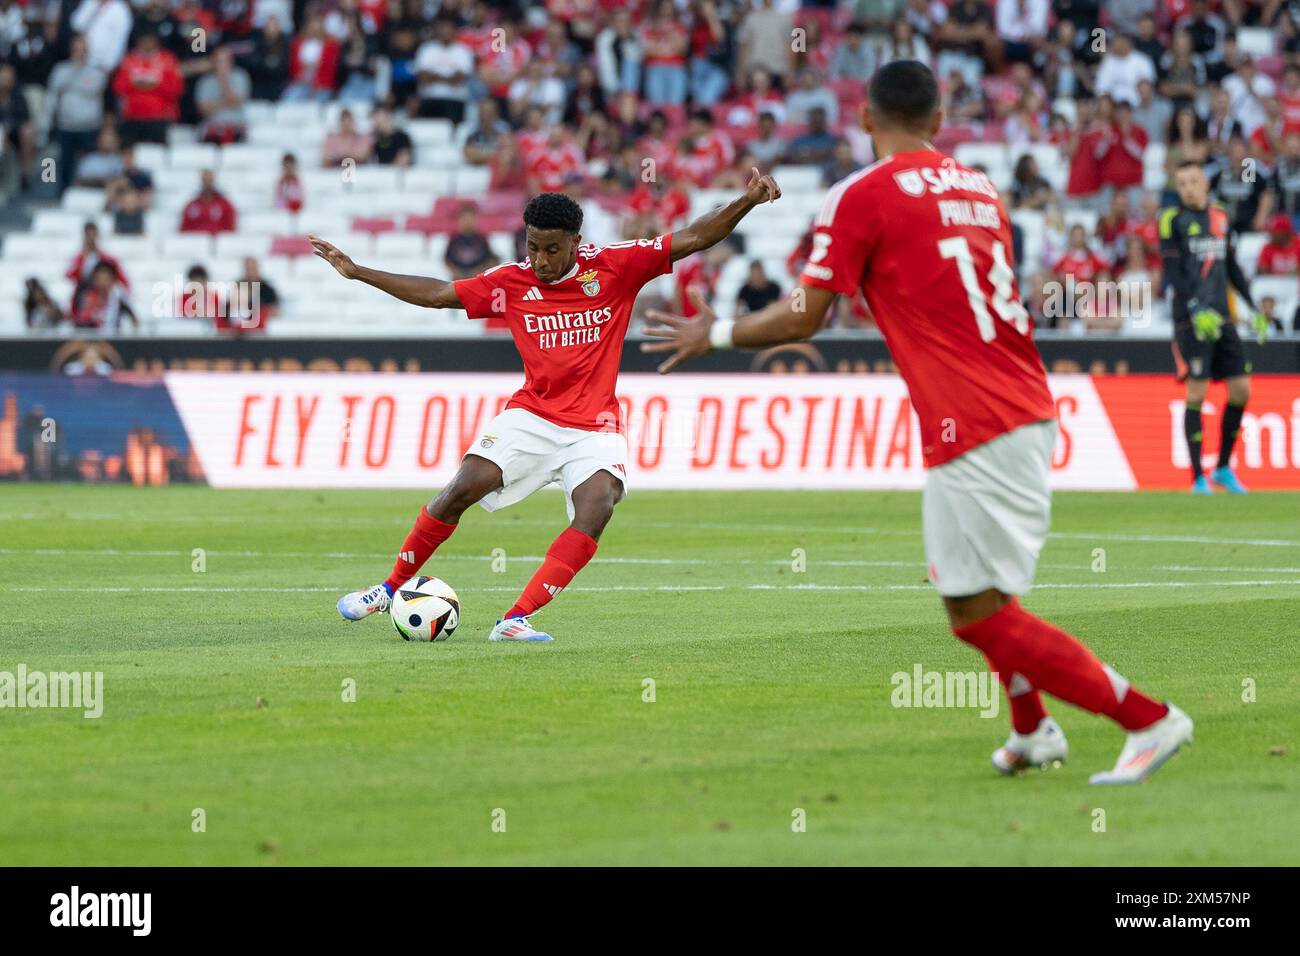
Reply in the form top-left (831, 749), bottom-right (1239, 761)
top-left (390, 576), bottom-right (461, 642)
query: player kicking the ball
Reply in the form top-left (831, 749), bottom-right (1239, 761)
top-left (312, 176), bottom-right (780, 642)
top-left (642, 60), bottom-right (1192, 784)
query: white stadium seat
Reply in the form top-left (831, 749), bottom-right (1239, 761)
top-left (1236, 232), bottom-right (1268, 277)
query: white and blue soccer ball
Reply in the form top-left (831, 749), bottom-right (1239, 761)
top-left (390, 576), bottom-right (461, 642)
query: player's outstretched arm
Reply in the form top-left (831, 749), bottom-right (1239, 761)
top-left (309, 235), bottom-right (463, 310)
top-left (669, 167), bottom-right (781, 263)
top-left (642, 283), bottom-right (837, 374)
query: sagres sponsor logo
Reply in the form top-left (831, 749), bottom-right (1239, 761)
top-left (50, 886), bottom-right (151, 936)
top-left (0, 664), bottom-right (104, 718)
top-left (890, 664), bottom-right (999, 718)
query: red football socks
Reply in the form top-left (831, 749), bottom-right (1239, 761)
top-left (505, 527), bottom-right (599, 619)
top-left (982, 653), bottom-right (1048, 734)
top-left (956, 598), bottom-right (1168, 732)
top-left (384, 509), bottom-right (457, 593)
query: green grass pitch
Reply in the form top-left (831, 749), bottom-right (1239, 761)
top-left (1, 485), bottom-right (1297, 866)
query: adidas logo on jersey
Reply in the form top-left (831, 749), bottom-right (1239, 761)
top-left (523, 287), bottom-right (544, 301)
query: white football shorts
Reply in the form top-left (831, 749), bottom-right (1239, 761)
top-left (922, 419), bottom-right (1058, 598)
top-left (467, 407), bottom-right (628, 521)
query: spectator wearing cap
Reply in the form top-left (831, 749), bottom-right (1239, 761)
top-left (112, 32), bottom-right (182, 145)
top-left (1211, 135), bottom-right (1273, 233)
top-left (1094, 33), bottom-right (1156, 108)
top-left (180, 170), bottom-right (237, 234)
top-left (1256, 214), bottom-right (1300, 276)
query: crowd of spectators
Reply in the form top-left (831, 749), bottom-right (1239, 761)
top-left (4, 0), bottom-right (1300, 334)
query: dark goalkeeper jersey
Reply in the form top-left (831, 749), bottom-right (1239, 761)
top-left (1158, 201), bottom-right (1255, 327)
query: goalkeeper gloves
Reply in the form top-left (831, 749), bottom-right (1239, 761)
top-left (1191, 307), bottom-right (1224, 342)
top-left (1251, 311), bottom-right (1271, 344)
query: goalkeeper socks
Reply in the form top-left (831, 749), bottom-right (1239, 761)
top-left (504, 527), bottom-right (598, 619)
top-left (1184, 402), bottom-right (1204, 479)
top-left (384, 508), bottom-right (457, 593)
top-left (983, 653), bottom-right (1048, 734)
top-left (1218, 401), bottom-right (1246, 468)
top-left (954, 599), bottom-right (1168, 732)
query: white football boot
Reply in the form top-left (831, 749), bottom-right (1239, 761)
top-left (337, 583), bottom-right (391, 621)
top-left (1090, 703), bottom-right (1193, 785)
top-left (992, 716), bottom-right (1069, 774)
top-left (488, 616), bottom-right (554, 643)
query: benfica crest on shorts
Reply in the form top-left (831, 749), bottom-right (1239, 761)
top-left (577, 269), bottom-right (601, 296)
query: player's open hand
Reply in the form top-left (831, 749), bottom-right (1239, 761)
top-left (309, 235), bottom-right (359, 279)
top-left (744, 166), bottom-right (781, 206)
top-left (642, 289), bottom-right (716, 374)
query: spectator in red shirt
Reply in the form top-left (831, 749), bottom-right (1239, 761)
top-left (282, 13), bottom-right (340, 102)
top-left (642, 0), bottom-right (689, 104)
top-left (1100, 101), bottom-right (1149, 207)
top-left (525, 127), bottom-right (585, 194)
top-left (180, 170), bottom-right (238, 234)
top-left (66, 221), bottom-right (129, 301)
top-left (71, 261), bottom-right (136, 331)
top-left (624, 172), bottom-right (690, 238)
top-left (1065, 98), bottom-right (1111, 208)
top-left (275, 152), bottom-right (304, 213)
top-left (672, 108), bottom-right (735, 187)
top-left (1257, 214), bottom-right (1300, 275)
top-left (112, 33), bottom-right (183, 145)
top-left (1053, 224), bottom-right (1110, 283)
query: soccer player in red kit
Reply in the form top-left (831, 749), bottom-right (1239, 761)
top-left (310, 175), bottom-right (780, 641)
top-left (643, 60), bottom-right (1193, 785)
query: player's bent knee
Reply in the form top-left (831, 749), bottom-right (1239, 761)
top-left (943, 590), bottom-right (1011, 632)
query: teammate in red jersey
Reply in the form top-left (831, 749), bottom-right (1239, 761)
top-left (311, 173), bottom-right (780, 642)
top-left (643, 61), bottom-right (1193, 785)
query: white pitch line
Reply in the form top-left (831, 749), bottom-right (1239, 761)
top-left (7, 579), bottom-right (1300, 596)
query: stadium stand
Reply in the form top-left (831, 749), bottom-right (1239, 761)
top-left (2, 0), bottom-right (1300, 339)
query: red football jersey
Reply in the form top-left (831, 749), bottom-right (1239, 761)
top-left (801, 149), bottom-right (1055, 467)
top-left (454, 236), bottom-right (673, 431)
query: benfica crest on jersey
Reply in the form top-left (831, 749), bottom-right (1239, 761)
top-left (893, 169), bottom-right (926, 197)
top-left (577, 269), bottom-right (601, 296)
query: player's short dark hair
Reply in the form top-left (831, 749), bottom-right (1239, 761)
top-left (868, 60), bottom-right (939, 131)
top-left (523, 193), bottom-right (583, 234)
